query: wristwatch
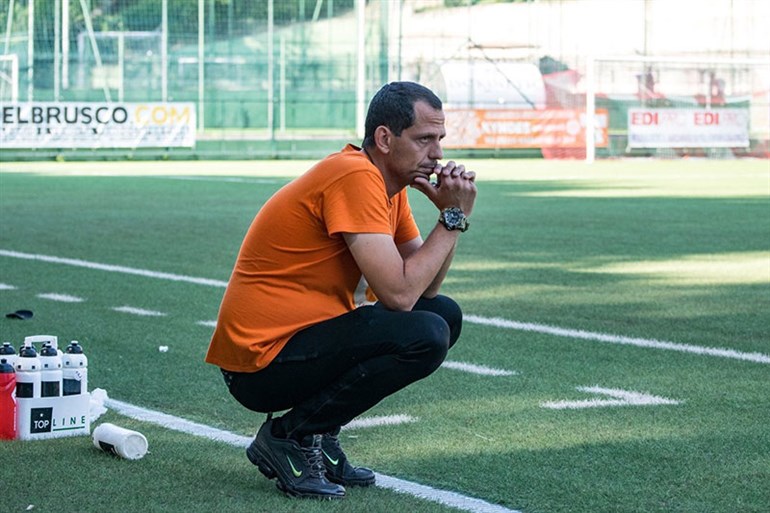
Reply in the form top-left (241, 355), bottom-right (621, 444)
top-left (438, 207), bottom-right (469, 232)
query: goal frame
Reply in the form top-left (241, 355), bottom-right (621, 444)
top-left (0, 53), bottom-right (19, 102)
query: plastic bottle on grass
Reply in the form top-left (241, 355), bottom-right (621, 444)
top-left (93, 423), bottom-right (148, 460)
top-left (0, 358), bottom-right (17, 440)
top-left (62, 341), bottom-right (88, 396)
top-left (15, 343), bottom-right (40, 399)
top-left (40, 342), bottom-right (63, 397)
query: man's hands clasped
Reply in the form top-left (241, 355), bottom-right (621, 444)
top-left (412, 161), bottom-right (477, 217)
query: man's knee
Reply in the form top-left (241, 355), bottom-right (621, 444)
top-left (404, 311), bottom-right (450, 374)
top-left (415, 295), bottom-right (463, 346)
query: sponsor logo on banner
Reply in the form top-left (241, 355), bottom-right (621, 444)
top-left (627, 108), bottom-right (749, 148)
top-left (0, 102), bottom-right (196, 148)
top-left (442, 109), bottom-right (608, 149)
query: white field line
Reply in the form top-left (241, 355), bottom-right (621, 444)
top-left (104, 397), bottom-right (519, 513)
top-left (37, 293), bottom-right (84, 303)
top-left (465, 315), bottom-right (770, 364)
top-left (197, 320), bottom-right (217, 327)
top-left (156, 176), bottom-right (280, 184)
top-left (441, 360), bottom-right (518, 376)
top-left (0, 283), bottom-right (18, 290)
top-left (541, 386), bottom-right (681, 410)
top-left (0, 250), bottom-right (228, 287)
top-left (112, 306), bottom-right (166, 317)
top-left (2, 249), bottom-right (767, 365)
top-left (375, 474), bottom-right (521, 513)
top-left (105, 396), bottom-right (252, 446)
top-left (343, 414), bottom-right (417, 430)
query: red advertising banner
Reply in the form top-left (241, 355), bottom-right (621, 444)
top-left (442, 108), bottom-right (608, 149)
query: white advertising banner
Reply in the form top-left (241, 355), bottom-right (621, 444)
top-left (627, 108), bottom-right (749, 148)
top-left (0, 102), bottom-right (196, 148)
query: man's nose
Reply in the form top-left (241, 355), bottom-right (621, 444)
top-left (430, 141), bottom-right (443, 161)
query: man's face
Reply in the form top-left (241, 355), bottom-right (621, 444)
top-left (387, 100), bottom-right (446, 187)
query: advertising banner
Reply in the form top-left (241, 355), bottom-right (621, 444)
top-left (0, 102), bottom-right (196, 148)
top-left (627, 108), bottom-right (749, 148)
top-left (442, 108), bottom-right (608, 149)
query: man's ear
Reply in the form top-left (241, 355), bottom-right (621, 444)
top-left (374, 126), bottom-right (391, 154)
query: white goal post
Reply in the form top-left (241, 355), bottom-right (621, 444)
top-left (0, 53), bottom-right (19, 102)
top-left (585, 55), bottom-right (770, 161)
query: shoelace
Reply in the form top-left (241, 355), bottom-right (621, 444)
top-left (301, 435), bottom-right (327, 478)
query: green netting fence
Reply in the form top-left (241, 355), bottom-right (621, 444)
top-left (1, 0), bottom-right (767, 160)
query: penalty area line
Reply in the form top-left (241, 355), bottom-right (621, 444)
top-left (103, 397), bottom-right (519, 513)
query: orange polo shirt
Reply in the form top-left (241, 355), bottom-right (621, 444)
top-left (205, 145), bottom-right (420, 372)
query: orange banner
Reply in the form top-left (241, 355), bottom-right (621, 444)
top-left (443, 108), bottom-right (608, 149)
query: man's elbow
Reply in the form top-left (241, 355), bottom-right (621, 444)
top-left (376, 290), bottom-right (417, 312)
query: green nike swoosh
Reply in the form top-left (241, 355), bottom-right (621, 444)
top-left (286, 456), bottom-right (303, 477)
top-left (322, 449), bottom-right (339, 466)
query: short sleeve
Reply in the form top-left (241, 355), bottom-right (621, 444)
top-left (392, 189), bottom-right (420, 244)
top-left (323, 169), bottom-right (392, 236)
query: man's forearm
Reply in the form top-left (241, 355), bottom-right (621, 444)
top-left (422, 238), bottom-right (456, 298)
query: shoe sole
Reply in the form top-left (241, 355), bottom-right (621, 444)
top-left (276, 481), bottom-right (345, 500)
top-left (327, 474), bottom-right (376, 487)
top-left (247, 442), bottom-right (345, 500)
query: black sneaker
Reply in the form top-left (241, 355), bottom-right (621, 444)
top-left (247, 419), bottom-right (346, 499)
top-left (321, 430), bottom-right (376, 487)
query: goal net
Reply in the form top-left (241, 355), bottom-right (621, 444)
top-left (583, 56), bottom-right (770, 160)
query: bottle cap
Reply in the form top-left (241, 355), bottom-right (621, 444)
top-left (66, 341), bottom-right (84, 354)
top-left (0, 359), bottom-right (14, 373)
top-left (19, 345), bottom-right (37, 358)
top-left (40, 344), bottom-right (58, 357)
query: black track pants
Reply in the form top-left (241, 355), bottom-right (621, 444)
top-left (222, 295), bottom-right (462, 439)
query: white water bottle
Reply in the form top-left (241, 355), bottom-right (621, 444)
top-left (39, 341), bottom-right (63, 397)
top-left (93, 423), bottom-right (148, 460)
top-left (62, 341), bottom-right (88, 396)
top-left (15, 342), bottom-right (41, 399)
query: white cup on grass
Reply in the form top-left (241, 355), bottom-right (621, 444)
top-left (92, 423), bottom-right (148, 460)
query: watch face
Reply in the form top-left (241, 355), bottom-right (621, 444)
top-left (445, 209), bottom-right (462, 225)
top-left (442, 207), bottom-right (465, 230)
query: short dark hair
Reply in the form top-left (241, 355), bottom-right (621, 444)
top-left (362, 81), bottom-right (442, 148)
